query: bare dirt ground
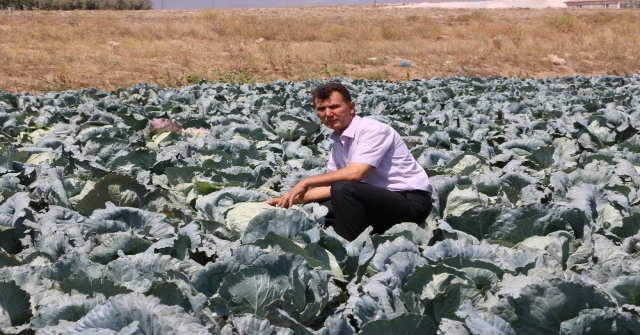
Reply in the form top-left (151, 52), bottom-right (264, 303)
top-left (0, 6), bottom-right (639, 93)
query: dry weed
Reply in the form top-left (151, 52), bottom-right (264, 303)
top-left (225, 39), bottom-right (253, 72)
top-left (259, 41), bottom-right (293, 74)
top-left (506, 24), bottom-right (523, 48)
top-left (0, 7), bottom-right (639, 93)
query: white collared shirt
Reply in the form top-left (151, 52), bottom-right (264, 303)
top-left (326, 115), bottom-right (432, 192)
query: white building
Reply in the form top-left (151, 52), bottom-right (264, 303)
top-left (565, 0), bottom-right (639, 8)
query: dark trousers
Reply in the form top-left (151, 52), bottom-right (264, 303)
top-left (320, 180), bottom-right (433, 241)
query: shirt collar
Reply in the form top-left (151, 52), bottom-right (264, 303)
top-left (330, 115), bottom-right (361, 141)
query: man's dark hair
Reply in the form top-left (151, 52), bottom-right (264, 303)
top-left (312, 82), bottom-right (352, 104)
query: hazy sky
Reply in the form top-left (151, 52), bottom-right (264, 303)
top-left (150, 0), bottom-right (433, 9)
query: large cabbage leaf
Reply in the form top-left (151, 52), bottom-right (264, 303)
top-left (491, 278), bottom-right (616, 335)
top-left (72, 293), bottom-right (209, 334)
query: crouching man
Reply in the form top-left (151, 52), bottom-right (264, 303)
top-left (266, 82), bottom-right (433, 241)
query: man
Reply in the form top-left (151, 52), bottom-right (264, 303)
top-left (266, 82), bottom-right (432, 241)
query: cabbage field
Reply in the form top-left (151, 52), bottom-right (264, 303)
top-left (1, 75), bottom-right (640, 334)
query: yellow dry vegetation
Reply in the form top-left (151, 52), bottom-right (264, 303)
top-left (0, 6), bottom-right (639, 93)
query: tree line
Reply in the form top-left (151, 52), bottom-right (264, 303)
top-left (0, 0), bottom-right (153, 10)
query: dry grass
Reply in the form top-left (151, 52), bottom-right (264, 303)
top-left (0, 6), bottom-right (639, 93)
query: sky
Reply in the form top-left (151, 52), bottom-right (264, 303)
top-left (150, 0), bottom-right (439, 10)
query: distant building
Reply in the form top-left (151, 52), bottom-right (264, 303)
top-left (565, 0), bottom-right (639, 8)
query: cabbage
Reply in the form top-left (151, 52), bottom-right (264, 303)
top-left (1, 75), bottom-right (639, 333)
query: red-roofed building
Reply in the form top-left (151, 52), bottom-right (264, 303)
top-left (565, 0), bottom-right (639, 8)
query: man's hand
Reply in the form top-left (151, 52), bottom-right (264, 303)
top-left (266, 186), bottom-right (332, 209)
top-left (277, 182), bottom-right (308, 208)
top-left (265, 194), bottom-right (304, 208)
top-left (265, 197), bottom-right (281, 206)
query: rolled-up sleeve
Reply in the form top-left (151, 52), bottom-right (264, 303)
top-left (350, 123), bottom-right (393, 168)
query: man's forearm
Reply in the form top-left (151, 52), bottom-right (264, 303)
top-left (302, 186), bottom-right (331, 203)
top-left (275, 163), bottom-right (372, 208)
top-left (300, 163), bottom-right (371, 188)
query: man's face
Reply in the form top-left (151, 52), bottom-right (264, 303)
top-left (314, 91), bottom-right (355, 135)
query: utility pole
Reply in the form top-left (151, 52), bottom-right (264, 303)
top-left (161, 0), bottom-right (164, 10)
